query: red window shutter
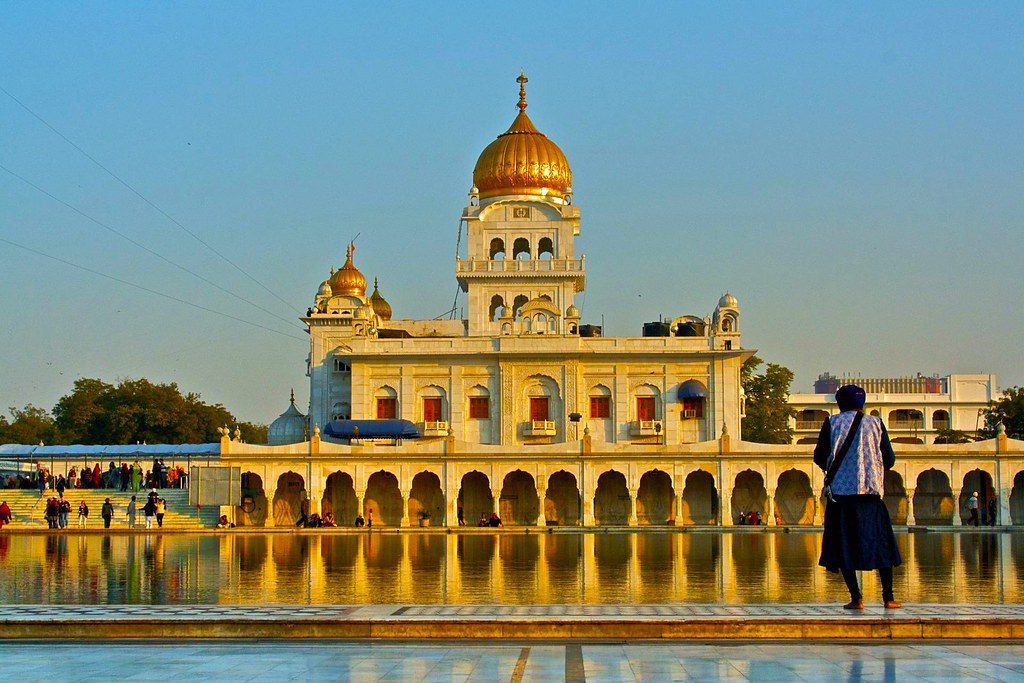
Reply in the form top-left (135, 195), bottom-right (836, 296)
top-left (423, 397), bottom-right (442, 422)
top-left (637, 397), bottom-right (656, 421)
top-left (683, 397), bottom-right (704, 418)
top-left (530, 397), bottom-right (549, 421)
top-left (590, 396), bottom-right (610, 419)
top-left (469, 397), bottom-right (489, 419)
top-left (377, 398), bottom-right (396, 419)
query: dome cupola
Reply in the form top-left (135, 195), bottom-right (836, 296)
top-left (369, 278), bottom-right (393, 320)
top-left (718, 292), bottom-right (739, 308)
top-left (472, 72), bottom-right (572, 201)
top-left (267, 389), bottom-right (307, 445)
top-left (329, 243), bottom-right (366, 297)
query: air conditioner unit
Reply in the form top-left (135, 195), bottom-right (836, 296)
top-left (682, 409), bottom-right (698, 419)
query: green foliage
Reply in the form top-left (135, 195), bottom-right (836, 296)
top-left (1, 377), bottom-right (268, 445)
top-left (0, 405), bottom-right (59, 445)
top-left (979, 386), bottom-right (1024, 440)
top-left (741, 355), bottom-right (796, 444)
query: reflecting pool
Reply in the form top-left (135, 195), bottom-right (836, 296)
top-left (0, 531), bottom-right (1019, 605)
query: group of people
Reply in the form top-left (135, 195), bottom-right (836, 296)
top-left (124, 490), bottom-right (169, 529)
top-left (6, 460), bottom-right (189, 495)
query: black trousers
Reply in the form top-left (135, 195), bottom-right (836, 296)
top-left (841, 567), bottom-right (894, 602)
top-left (970, 509), bottom-right (979, 526)
top-left (103, 516), bottom-right (111, 529)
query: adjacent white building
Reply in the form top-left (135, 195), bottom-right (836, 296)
top-left (789, 373), bottom-right (998, 445)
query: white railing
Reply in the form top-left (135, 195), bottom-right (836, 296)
top-left (889, 420), bottom-right (924, 430)
top-left (630, 420), bottom-right (663, 436)
top-left (456, 258), bottom-right (584, 274)
top-left (422, 421), bottom-right (449, 435)
top-left (525, 420), bottom-right (557, 436)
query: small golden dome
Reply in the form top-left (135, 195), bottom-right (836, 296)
top-left (472, 72), bottom-right (572, 201)
top-left (565, 304), bottom-right (580, 318)
top-left (369, 277), bottom-right (392, 320)
top-left (719, 292), bottom-right (739, 308)
top-left (329, 243), bottom-right (366, 297)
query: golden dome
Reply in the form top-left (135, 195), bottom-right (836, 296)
top-left (329, 243), bottom-right (366, 297)
top-left (369, 277), bottom-right (392, 320)
top-left (472, 72), bottom-right (572, 201)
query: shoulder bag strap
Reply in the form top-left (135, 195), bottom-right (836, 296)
top-left (824, 412), bottom-right (864, 487)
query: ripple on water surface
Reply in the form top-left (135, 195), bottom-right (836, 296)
top-left (0, 531), bottom-right (1018, 605)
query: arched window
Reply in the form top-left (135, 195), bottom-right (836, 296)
top-left (678, 380), bottom-right (707, 419)
top-left (589, 384), bottom-right (612, 419)
top-left (467, 385), bottom-right (490, 420)
top-left (538, 237), bottom-right (554, 259)
top-left (489, 238), bottom-right (505, 260)
top-left (501, 322), bottom-right (512, 335)
top-left (512, 295), bottom-right (529, 318)
top-left (525, 377), bottom-right (559, 422)
top-left (418, 385), bottom-right (446, 424)
top-left (523, 316), bottom-right (532, 332)
top-left (568, 323), bottom-right (578, 334)
top-left (634, 384), bottom-right (661, 421)
top-left (489, 294), bottom-right (505, 322)
top-left (332, 401), bottom-right (351, 421)
top-left (374, 386), bottom-right (398, 419)
top-left (932, 409), bottom-right (950, 429)
top-left (512, 237), bottom-right (531, 260)
top-left (721, 314), bottom-right (736, 333)
top-left (534, 314), bottom-right (547, 334)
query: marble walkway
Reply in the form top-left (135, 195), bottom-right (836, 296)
top-left (3, 603), bottom-right (1024, 641)
top-left (1, 640), bottom-right (1024, 681)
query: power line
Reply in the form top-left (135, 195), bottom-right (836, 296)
top-left (0, 84), bottom-right (299, 315)
top-left (0, 236), bottom-right (307, 342)
top-left (0, 163), bottom-right (306, 332)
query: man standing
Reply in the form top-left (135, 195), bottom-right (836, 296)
top-left (101, 498), bottom-right (114, 529)
top-left (968, 492), bottom-right (980, 527)
top-left (143, 497), bottom-right (157, 529)
top-left (988, 498), bottom-right (998, 527)
top-left (127, 495), bottom-right (138, 529)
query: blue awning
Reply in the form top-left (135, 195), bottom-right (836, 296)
top-left (677, 380), bottom-right (708, 400)
top-left (323, 419), bottom-right (421, 440)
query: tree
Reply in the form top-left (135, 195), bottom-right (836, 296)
top-left (0, 405), bottom-right (60, 445)
top-left (47, 377), bottom-right (268, 445)
top-left (741, 355), bottom-right (796, 444)
top-left (979, 386), bottom-right (1024, 440)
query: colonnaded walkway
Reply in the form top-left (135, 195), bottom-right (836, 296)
top-left (1, 640), bottom-right (1023, 681)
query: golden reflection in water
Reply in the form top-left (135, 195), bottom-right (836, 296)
top-left (0, 532), bottom-right (1019, 605)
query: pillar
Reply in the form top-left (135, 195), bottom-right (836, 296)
top-left (675, 491), bottom-right (685, 526)
top-left (721, 491), bottom-right (733, 526)
top-left (906, 489), bottom-right (916, 526)
top-left (400, 487), bottom-right (411, 527)
top-left (999, 488), bottom-right (1012, 527)
top-left (627, 486), bottom-right (638, 526)
top-left (952, 488), bottom-right (962, 526)
top-left (812, 495), bottom-right (824, 526)
top-left (536, 481), bottom-right (547, 527)
top-left (767, 487), bottom-right (777, 526)
top-left (492, 488), bottom-right (502, 523)
top-left (582, 475), bottom-right (595, 527)
top-left (355, 487), bottom-right (367, 523)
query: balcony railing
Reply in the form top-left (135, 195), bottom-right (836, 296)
top-left (525, 420), bottom-right (557, 437)
top-left (795, 420), bottom-right (824, 430)
top-left (888, 420), bottom-right (924, 430)
top-left (456, 258), bottom-right (585, 274)
top-left (422, 421), bottom-right (449, 436)
top-left (932, 420), bottom-right (951, 430)
top-left (630, 420), bottom-right (663, 436)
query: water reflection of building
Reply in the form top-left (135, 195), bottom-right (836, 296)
top-left (3, 533), bottom-right (1022, 606)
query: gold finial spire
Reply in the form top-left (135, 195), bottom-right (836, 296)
top-left (517, 70), bottom-right (528, 112)
top-left (290, 388), bottom-right (295, 404)
top-left (374, 277), bottom-right (379, 290)
top-left (346, 241), bottom-right (355, 260)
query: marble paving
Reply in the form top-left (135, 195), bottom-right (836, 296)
top-left (1, 640), bottom-right (1024, 681)
top-left (3, 603), bottom-right (1024, 621)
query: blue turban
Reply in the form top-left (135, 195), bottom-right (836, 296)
top-left (835, 384), bottom-right (866, 411)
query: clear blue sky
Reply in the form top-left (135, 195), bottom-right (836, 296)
top-left (1, 2), bottom-right (1021, 425)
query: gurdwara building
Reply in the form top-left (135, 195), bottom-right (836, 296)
top-left (293, 72), bottom-right (747, 450)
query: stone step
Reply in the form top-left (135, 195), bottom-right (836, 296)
top-left (0, 490), bottom-right (220, 528)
